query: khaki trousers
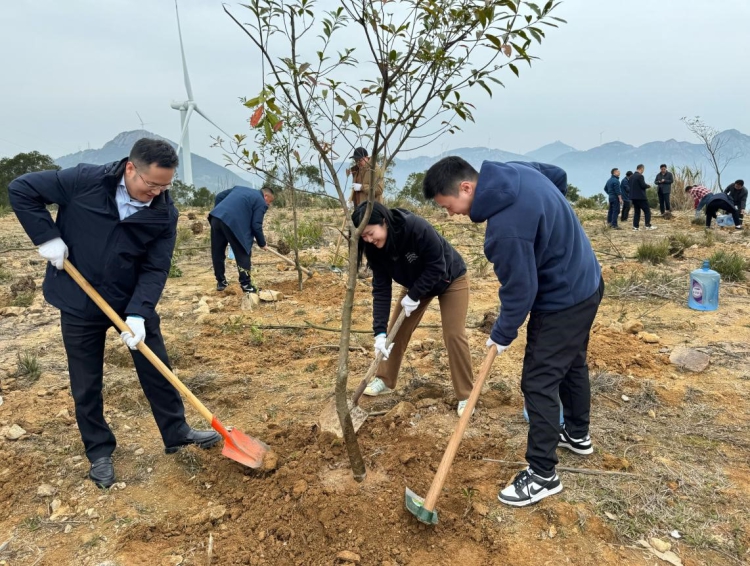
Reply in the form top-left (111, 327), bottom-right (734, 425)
top-left (376, 274), bottom-right (473, 400)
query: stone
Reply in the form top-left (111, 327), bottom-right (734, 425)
top-left (472, 502), bottom-right (489, 517)
top-left (669, 347), bottom-right (710, 373)
top-left (411, 384), bottom-right (443, 400)
top-left (335, 551), bottom-right (361, 563)
top-left (292, 479), bottom-right (308, 497)
top-left (193, 304), bottom-right (211, 315)
top-left (399, 453), bottom-right (416, 465)
top-left (623, 320), bottom-right (643, 334)
top-left (638, 332), bottom-right (660, 344)
top-left (6, 424), bottom-right (26, 440)
top-left (0, 307), bottom-right (25, 317)
top-left (209, 506), bottom-right (227, 521)
top-left (548, 525), bottom-right (558, 538)
top-left (64, 524), bottom-right (73, 534)
top-left (241, 292), bottom-right (260, 311)
top-left (37, 484), bottom-right (57, 497)
top-left (649, 537), bottom-right (671, 553)
top-left (415, 398), bottom-right (438, 409)
top-left (383, 402), bottom-right (416, 424)
top-left (261, 451), bottom-right (279, 471)
top-left (56, 409), bottom-right (70, 418)
top-left (134, 448), bottom-right (144, 456)
top-left (112, 482), bottom-right (127, 490)
top-left (258, 289), bottom-right (283, 302)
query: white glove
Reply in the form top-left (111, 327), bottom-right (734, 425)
top-left (120, 316), bottom-right (146, 350)
top-left (374, 333), bottom-right (394, 360)
top-left (38, 237), bottom-right (68, 270)
top-left (400, 295), bottom-right (420, 317)
top-left (486, 337), bottom-right (510, 355)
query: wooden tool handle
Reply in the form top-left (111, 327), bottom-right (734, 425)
top-left (263, 246), bottom-right (312, 276)
top-left (423, 347), bottom-right (497, 511)
top-left (62, 259), bottom-right (213, 423)
top-left (351, 309), bottom-right (408, 405)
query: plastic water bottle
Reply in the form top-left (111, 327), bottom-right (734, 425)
top-left (227, 245), bottom-right (235, 261)
top-left (523, 398), bottom-right (564, 426)
top-left (688, 260), bottom-right (719, 311)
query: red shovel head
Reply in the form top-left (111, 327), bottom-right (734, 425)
top-left (212, 417), bottom-right (270, 469)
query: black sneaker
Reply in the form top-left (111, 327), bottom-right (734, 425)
top-left (216, 279), bottom-right (229, 291)
top-left (498, 468), bottom-right (562, 507)
top-left (559, 426), bottom-right (593, 455)
top-left (241, 283), bottom-right (258, 294)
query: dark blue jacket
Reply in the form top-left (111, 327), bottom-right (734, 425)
top-left (629, 171), bottom-right (650, 200)
top-left (605, 175), bottom-right (621, 199)
top-left (209, 186), bottom-right (268, 253)
top-left (620, 177), bottom-right (631, 201)
top-left (469, 161), bottom-right (602, 346)
top-left (698, 192), bottom-right (736, 212)
top-left (9, 158), bottom-right (178, 320)
top-left (367, 209), bottom-right (466, 335)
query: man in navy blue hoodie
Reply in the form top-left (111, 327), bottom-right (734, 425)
top-left (423, 156), bottom-right (603, 507)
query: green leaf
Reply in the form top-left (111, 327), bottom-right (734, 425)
top-left (485, 33), bottom-right (502, 49)
top-left (509, 63), bottom-right (519, 77)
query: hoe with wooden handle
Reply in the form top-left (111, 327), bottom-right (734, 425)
top-left (63, 259), bottom-right (270, 469)
top-left (263, 246), bottom-right (313, 277)
top-left (405, 347), bottom-right (497, 524)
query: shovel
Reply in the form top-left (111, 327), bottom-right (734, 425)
top-left (318, 310), bottom-right (407, 436)
top-left (405, 346), bottom-right (497, 524)
top-left (63, 259), bottom-right (270, 469)
top-left (263, 246), bottom-right (313, 277)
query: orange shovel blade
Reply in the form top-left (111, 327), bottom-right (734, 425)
top-left (212, 416), bottom-right (270, 469)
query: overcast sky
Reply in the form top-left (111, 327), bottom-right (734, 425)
top-left (2, 0), bottom-right (748, 167)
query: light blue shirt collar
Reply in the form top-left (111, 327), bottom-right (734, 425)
top-left (116, 175), bottom-right (152, 220)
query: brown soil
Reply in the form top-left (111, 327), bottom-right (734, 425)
top-left (1, 207), bottom-right (749, 565)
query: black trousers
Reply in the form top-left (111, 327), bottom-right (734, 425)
top-left (521, 278), bottom-right (604, 476)
top-left (658, 190), bottom-right (671, 214)
top-left (705, 202), bottom-right (741, 227)
top-left (620, 201), bottom-right (631, 222)
top-left (210, 217), bottom-right (252, 286)
top-left (61, 312), bottom-right (190, 462)
top-left (631, 198), bottom-right (652, 228)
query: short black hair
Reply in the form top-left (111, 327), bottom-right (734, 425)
top-left (636, 164), bottom-right (644, 171)
top-left (625, 171), bottom-right (633, 177)
top-left (735, 179), bottom-right (745, 187)
top-left (684, 185), bottom-right (693, 192)
top-left (129, 138), bottom-right (179, 169)
top-left (660, 163), bottom-right (667, 168)
top-left (261, 184), bottom-right (275, 196)
top-left (423, 156), bottom-right (478, 199)
top-left (611, 167), bottom-right (619, 175)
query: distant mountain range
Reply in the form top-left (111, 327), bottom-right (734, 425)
top-left (55, 130), bottom-right (251, 193)
top-left (385, 129), bottom-right (749, 196)
top-left (56, 129), bottom-right (749, 197)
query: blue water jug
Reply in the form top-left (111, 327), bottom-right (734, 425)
top-left (688, 260), bottom-right (719, 311)
top-left (227, 245), bottom-right (235, 261)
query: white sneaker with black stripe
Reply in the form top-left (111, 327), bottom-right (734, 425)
top-left (558, 426), bottom-right (593, 455)
top-left (498, 468), bottom-right (562, 507)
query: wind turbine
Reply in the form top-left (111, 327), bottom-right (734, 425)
top-left (170, 0), bottom-right (231, 187)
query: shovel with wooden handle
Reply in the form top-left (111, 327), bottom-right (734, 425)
top-left (405, 346), bottom-right (497, 524)
top-left (63, 259), bottom-right (270, 469)
top-left (263, 246), bottom-right (313, 277)
top-left (318, 310), bottom-right (407, 437)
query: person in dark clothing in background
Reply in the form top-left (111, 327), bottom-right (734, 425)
top-left (208, 185), bottom-right (274, 293)
top-left (352, 202), bottom-right (474, 416)
top-left (423, 157), bottom-right (603, 507)
top-left (655, 164), bottom-right (674, 216)
top-left (620, 171), bottom-right (633, 222)
top-left (724, 180), bottom-right (747, 226)
top-left (8, 138), bottom-right (220, 488)
top-left (696, 191), bottom-right (743, 230)
top-left (630, 164), bottom-right (656, 231)
top-left (605, 168), bottom-right (622, 229)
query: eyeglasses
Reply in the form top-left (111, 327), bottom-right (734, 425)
top-left (135, 168), bottom-right (172, 191)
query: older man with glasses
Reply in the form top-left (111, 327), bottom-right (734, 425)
top-left (9, 138), bottom-right (220, 489)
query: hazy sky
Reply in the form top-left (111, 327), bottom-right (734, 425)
top-left (2, 0), bottom-right (748, 167)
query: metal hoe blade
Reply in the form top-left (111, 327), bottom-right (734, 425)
top-left (404, 487), bottom-right (438, 525)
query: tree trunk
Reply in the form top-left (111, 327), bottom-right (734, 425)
top-left (335, 224), bottom-right (366, 481)
top-left (290, 181), bottom-right (303, 291)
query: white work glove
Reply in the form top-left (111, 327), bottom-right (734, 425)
top-left (374, 333), bottom-right (394, 360)
top-left (38, 237), bottom-right (68, 270)
top-left (486, 337), bottom-right (510, 355)
top-left (400, 295), bottom-right (420, 317)
top-left (120, 316), bottom-right (146, 350)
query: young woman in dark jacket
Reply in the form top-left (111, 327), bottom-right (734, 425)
top-left (352, 202), bottom-right (475, 416)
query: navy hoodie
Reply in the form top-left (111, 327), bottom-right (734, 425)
top-left (469, 161), bottom-right (601, 346)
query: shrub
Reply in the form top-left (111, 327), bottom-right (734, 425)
top-left (17, 350), bottom-right (42, 382)
top-left (668, 234), bottom-right (696, 258)
top-left (636, 240), bottom-right (670, 264)
top-left (0, 204), bottom-right (12, 218)
top-left (279, 219), bottom-right (324, 249)
top-left (576, 195), bottom-right (605, 209)
top-left (11, 291), bottom-right (35, 307)
top-left (708, 251), bottom-right (748, 282)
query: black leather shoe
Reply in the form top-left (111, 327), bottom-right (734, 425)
top-left (89, 456), bottom-right (115, 489)
top-left (165, 428), bottom-right (221, 454)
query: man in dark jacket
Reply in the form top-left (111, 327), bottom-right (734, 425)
top-left (654, 164), bottom-right (674, 216)
top-left (208, 185), bottom-right (274, 293)
top-left (629, 164), bottom-right (656, 230)
top-left (605, 168), bottom-right (622, 229)
top-left (620, 171), bottom-right (633, 222)
top-left (698, 192), bottom-right (743, 229)
top-left (724, 180), bottom-right (747, 226)
top-left (8, 138), bottom-right (220, 488)
top-left (423, 157), bottom-right (604, 507)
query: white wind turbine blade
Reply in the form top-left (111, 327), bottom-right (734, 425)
top-left (175, 0), bottom-right (194, 101)
top-left (176, 104), bottom-right (195, 155)
top-left (194, 105), bottom-right (233, 140)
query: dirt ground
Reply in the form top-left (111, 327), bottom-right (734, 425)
top-left (1, 205), bottom-right (750, 565)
